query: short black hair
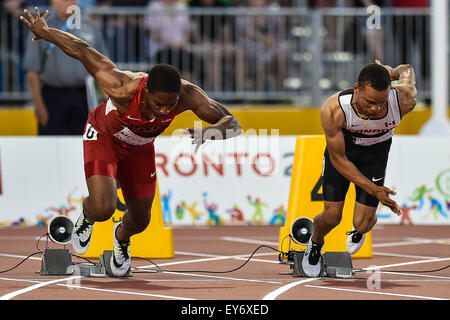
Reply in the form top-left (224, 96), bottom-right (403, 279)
top-left (357, 63), bottom-right (391, 91)
top-left (147, 64), bottom-right (181, 94)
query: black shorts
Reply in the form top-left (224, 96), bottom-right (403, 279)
top-left (322, 137), bottom-right (392, 207)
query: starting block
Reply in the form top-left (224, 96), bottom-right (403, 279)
top-left (77, 250), bottom-right (132, 277)
top-left (290, 251), bottom-right (353, 278)
top-left (40, 248), bottom-right (73, 276)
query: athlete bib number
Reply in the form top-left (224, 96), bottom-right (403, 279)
top-left (83, 123), bottom-right (99, 141)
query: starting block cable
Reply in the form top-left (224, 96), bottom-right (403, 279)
top-left (0, 233), bottom-right (449, 275)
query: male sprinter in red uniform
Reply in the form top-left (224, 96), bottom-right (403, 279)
top-left (21, 8), bottom-right (242, 276)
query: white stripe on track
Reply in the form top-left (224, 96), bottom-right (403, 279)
top-left (373, 238), bottom-right (450, 248)
top-left (137, 251), bottom-right (276, 269)
top-left (361, 257), bottom-right (450, 271)
top-left (0, 277), bottom-right (41, 284)
top-left (0, 276), bottom-right (83, 300)
top-left (58, 283), bottom-right (194, 300)
top-left (0, 276), bottom-right (194, 300)
top-left (304, 284), bottom-right (446, 300)
top-left (263, 256), bottom-right (450, 300)
top-left (378, 271), bottom-right (450, 280)
top-left (372, 251), bottom-right (439, 260)
top-left (0, 253), bottom-right (41, 261)
top-left (220, 236), bottom-right (279, 246)
top-left (262, 278), bottom-right (319, 300)
top-left (0, 237), bottom-right (42, 241)
top-left (175, 251), bottom-right (275, 258)
top-left (161, 271), bottom-right (282, 284)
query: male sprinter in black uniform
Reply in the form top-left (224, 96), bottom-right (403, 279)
top-left (302, 61), bottom-right (417, 277)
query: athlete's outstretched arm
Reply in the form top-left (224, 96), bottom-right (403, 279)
top-left (20, 7), bottom-right (133, 103)
top-left (375, 60), bottom-right (417, 116)
top-left (180, 82), bottom-right (242, 153)
top-left (394, 64), bottom-right (417, 116)
top-left (321, 94), bottom-right (401, 215)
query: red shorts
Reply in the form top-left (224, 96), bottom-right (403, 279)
top-left (82, 108), bottom-right (157, 199)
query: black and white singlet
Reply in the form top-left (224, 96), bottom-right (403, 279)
top-left (339, 88), bottom-right (402, 146)
top-left (321, 88), bottom-right (403, 207)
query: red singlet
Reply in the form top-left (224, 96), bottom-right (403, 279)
top-left (82, 75), bottom-right (177, 198)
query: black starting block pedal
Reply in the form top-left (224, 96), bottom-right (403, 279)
top-left (40, 248), bottom-right (73, 275)
top-left (322, 251), bottom-right (354, 278)
top-left (291, 251), bottom-right (353, 278)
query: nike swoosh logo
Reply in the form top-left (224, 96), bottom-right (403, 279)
top-left (112, 254), bottom-right (123, 268)
top-left (161, 118), bottom-right (173, 123)
top-left (79, 234), bottom-right (91, 248)
top-left (127, 115), bottom-right (140, 121)
top-left (151, 171), bottom-right (156, 178)
top-left (372, 177), bottom-right (384, 182)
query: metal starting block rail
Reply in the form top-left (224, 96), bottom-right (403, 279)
top-left (77, 250), bottom-right (132, 278)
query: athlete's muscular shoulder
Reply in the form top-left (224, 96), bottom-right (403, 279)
top-left (110, 72), bottom-right (146, 109)
top-left (176, 80), bottom-right (208, 111)
top-left (321, 92), bottom-right (346, 135)
top-left (176, 80), bottom-right (234, 125)
top-left (321, 92), bottom-right (348, 160)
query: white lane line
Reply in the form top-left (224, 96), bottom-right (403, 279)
top-left (406, 237), bottom-right (450, 243)
top-left (361, 257), bottom-right (450, 271)
top-left (314, 277), bottom-right (450, 282)
top-left (0, 253), bottom-right (41, 261)
top-left (304, 284), bottom-right (446, 300)
top-left (373, 238), bottom-right (450, 248)
top-left (175, 251), bottom-right (224, 258)
top-left (235, 258), bottom-right (279, 264)
top-left (130, 279), bottom-right (223, 282)
top-left (373, 251), bottom-right (440, 260)
top-left (262, 278), bottom-right (320, 300)
top-left (0, 276), bottom-right (195, 300)
top-left (264, 256), bottom-right (450, 300)
top-left (144, 256), bottom-right (231, 267)
top-left (137, 256), bottom-right (244, 269)
top-left (372, 240), bottom-right (430, 248)
top-left (220, 236), bottom-right (278, 246)
top-left (176, 250), bottom-right (279, 264)
top-left (136, 250), bottom-right (283, 284)
top-left (137, 251), bottom-right (276, 269)
top-left (0, 275), bottom-right (83, 300)
top-left (175, 251), bottom-right (275, 259)
top-left (58, 283), bottom-right (195, 300)
top-left (382, 279), bottom-right (450, 282)
top-left (161, 271), bottom-right (282, 284)
top-left (0, 277), bottom-right (42, 284)
top-left (0, 237), bottom-right (42, 241)
top-left (142, 278), bottom-right (283, 282)
top-left (378, 271), bottom-right (450, 280)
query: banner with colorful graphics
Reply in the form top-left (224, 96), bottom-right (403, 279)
top-left (0, 136), bottom-right (448, 227)
top-left (377, 137), bottom-right (450, 225)
top-left (154, 132), bottom-right (291, 226)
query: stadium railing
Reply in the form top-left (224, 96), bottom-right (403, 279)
top-left (0, 6), bottom-right (432, 106)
